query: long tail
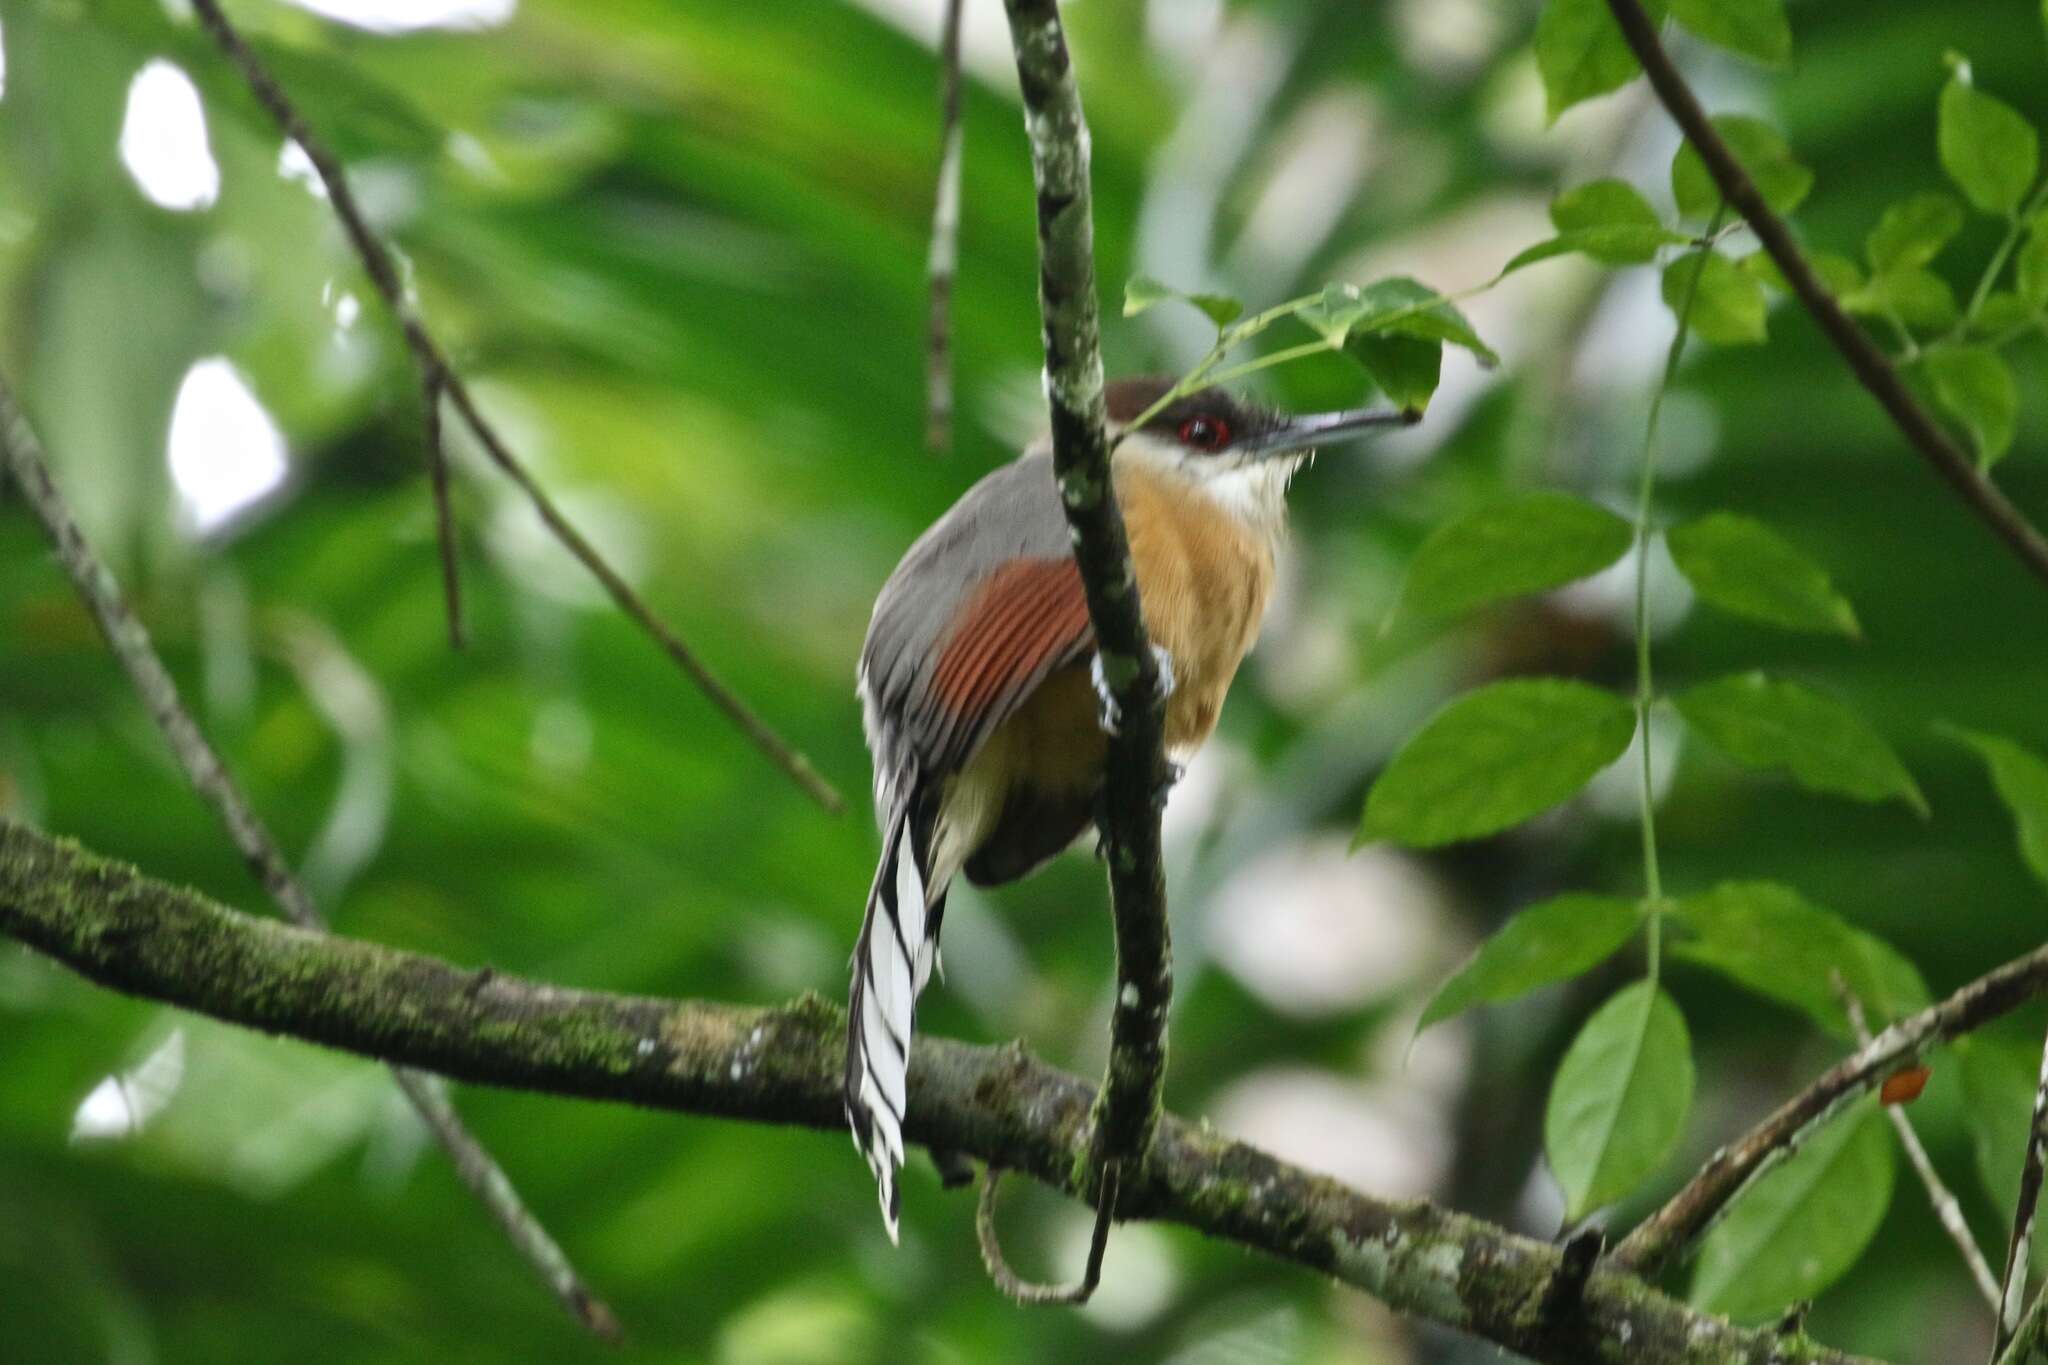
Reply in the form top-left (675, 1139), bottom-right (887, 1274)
top-left (845, 790), bottom-right (947, 1242)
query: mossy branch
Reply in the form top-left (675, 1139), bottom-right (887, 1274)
top-left (1, 820), bottom-right (1886, 1365)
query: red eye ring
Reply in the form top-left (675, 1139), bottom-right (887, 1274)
top-left (1177, 415), bottom-right (1232, 451)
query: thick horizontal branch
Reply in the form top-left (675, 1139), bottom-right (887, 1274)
top-left (0, 821), bottom-right (1873, 1365)
top-left (1603, 0), bottom-right (2048, 591)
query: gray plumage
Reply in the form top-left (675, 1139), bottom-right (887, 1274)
top-left (858, 450), bottom-right (1089, 815)
top-left (847, 450), bottom-right (1094, 1241)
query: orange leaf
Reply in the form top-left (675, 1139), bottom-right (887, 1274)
top-left (1880, 1065), bottom-right (1931, 1107)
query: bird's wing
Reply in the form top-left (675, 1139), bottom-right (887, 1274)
top-left (859, 453), bottom-right (1093, 797)
top-left (847, 453), bottom-right (1089, 1238)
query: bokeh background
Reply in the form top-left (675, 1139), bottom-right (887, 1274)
top-left (3, 0), bottom-right (2047, 1360)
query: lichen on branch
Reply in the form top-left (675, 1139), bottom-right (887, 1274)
top-left (0, 820), bottom-right (1887, 1365)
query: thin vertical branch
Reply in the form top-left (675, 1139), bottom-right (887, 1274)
top-left (926, 0), bottom-right (966, 454)
top-left (1632, 203), bottom-right (1725, 980)
top-left (0, 376), bottom-right (621, 1343)
top-left (1998, 1289), bottom-right (2048, 1365)
top-left (185, 0), bottom-right (842, 814)
top-left (421, 366), bottom-right (463, 650)
top-left (1996, 1025), bottom-right (2048, 1358)
top-left (1835, 979), bottom-right (1999, 1310)
top-left (999, 0), bottom-right (1172, 1291)
top-left (1602, 0), bottom-right (2048, 592)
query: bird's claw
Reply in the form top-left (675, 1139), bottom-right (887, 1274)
top-left (1091, 645), bottom-right (1176, 738)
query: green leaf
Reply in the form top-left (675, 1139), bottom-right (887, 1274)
top-left (1343, 333), bottom-right (1441, 413)
top-left (1960, 1035), bottom-right (2038, 1212)
top-left (1390, 492), bottom-right (1634, 624)
top-left (1672, 116), bottom-right (1813, 218)
top-left (1299, 278), bottom-right (1497, 365)
top-left (1738, 249), bottom-right (1862, 297)
top-left (1841, 267), bottom-right (1960, 330)
top-left (1672, 881), bottom-right (1912, 1036)
top-left (1666, 511), bottom-right (1861, 636)
top-left (1976, 291), bottom-right (2035, 334)
top-left (1122, 276), bottom-right (1244, 328)
top-left (1417, 894), bottom-right (1642, 1033)
top-left (1535, 0), bottom-right (1664, 122)
top-left (1664, 251), bottom-right (1766, 345)
top-left (1674, 673), bottom-right (1927, 814)
top-left (1545, 982), bottom-right (1694, 1220)
top-left (1552, 178), bottom-right (1661, 232)
top-left (1357, 278), bottom-right (1499, 364)
top-left (1295, 286), bottom-right (1359, 344)
top-left (1856, 933), bottom-right (1933, 1023)
top-left (1668, 0), bottom-right (1792, 66)
top-left (2018, 227), bottom-right (2048, 309)
top-left (1360, 679), bottom-right (1637, 848)
top-left (1943, 727), bottom-right (2048, 891)
top-left (1691, 1105), bottom-right (1894, 1320)
top-left (1939, 73), bottom-right (2040, 217)
top-left (1864, 192), bottom-right (1967, 272)
top-left (1923, 345), bottom-right (2018, 469)
top-left (1504, 226), bottom-right (1692, 273)
top-left (1504, 180), bottom-right (1687, 269)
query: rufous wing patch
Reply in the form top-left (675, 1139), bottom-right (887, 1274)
top-left (931, 557), bottom-right (1091, 719)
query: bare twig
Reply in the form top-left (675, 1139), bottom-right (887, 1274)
top-left (0, 379), bottom-right (620, 1342)
top-left (185, 0), bottom-right (843, 814)
top-left (1997, 1026), bottom-right (2048, 1358)
top-left (421, 366), bottom-right (463, 650)
top-left (1615, 942), bottom-right (2048, 1276)
top-left (999, 0), bottom-right (1174, 1238)
top-left (390, 1069), bottom-right (621, 1342)
top-left (975, 1163), bottom-right (1116, 1306)
top-left (1601, 0), bottom-right (2048, 591)
top-left (926, 0), bottom-right (966, 454)
top-left (1998, 1290), bottom-right (2048, 1365)
top-left (1835, 977), bottom-right (1999, 1310)
top-left (1, 820), bottom-right (1889, 1365)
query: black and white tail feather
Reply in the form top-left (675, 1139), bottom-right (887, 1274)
top-left (845, 780), bottom-right (948, 1242)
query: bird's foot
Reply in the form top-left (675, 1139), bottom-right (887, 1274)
top-left (1090, 644), bottom-right (1176, 738)
top-left (1090, 759), bottom-right (1184, 858)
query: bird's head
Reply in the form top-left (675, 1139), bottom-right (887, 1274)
top-left (1105, 375), bottom-right (1412, 470)
top-left (1103, 376), bottom-right (1415, 521)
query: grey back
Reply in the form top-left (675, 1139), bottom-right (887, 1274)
top-left (859, 452), bottom-right (1091, 812)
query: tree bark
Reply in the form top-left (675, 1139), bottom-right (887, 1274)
top-left (0, 820), bottom-right (1876, 1365)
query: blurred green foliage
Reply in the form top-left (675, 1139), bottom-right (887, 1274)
top-left (4, 0), bottom-right (2048, 1361)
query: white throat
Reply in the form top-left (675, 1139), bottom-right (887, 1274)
top-left (1114, 431), bottom-right (1299, 542)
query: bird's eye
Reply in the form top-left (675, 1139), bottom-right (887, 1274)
top-left (1177, 415), bottom-right (1232, 451)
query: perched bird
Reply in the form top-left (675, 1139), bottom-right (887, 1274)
top-left (847, 376), bottom-right (1410, 1237)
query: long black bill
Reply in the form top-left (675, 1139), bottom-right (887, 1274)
top-left (1238, 405), bottom-right (1419, 460)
